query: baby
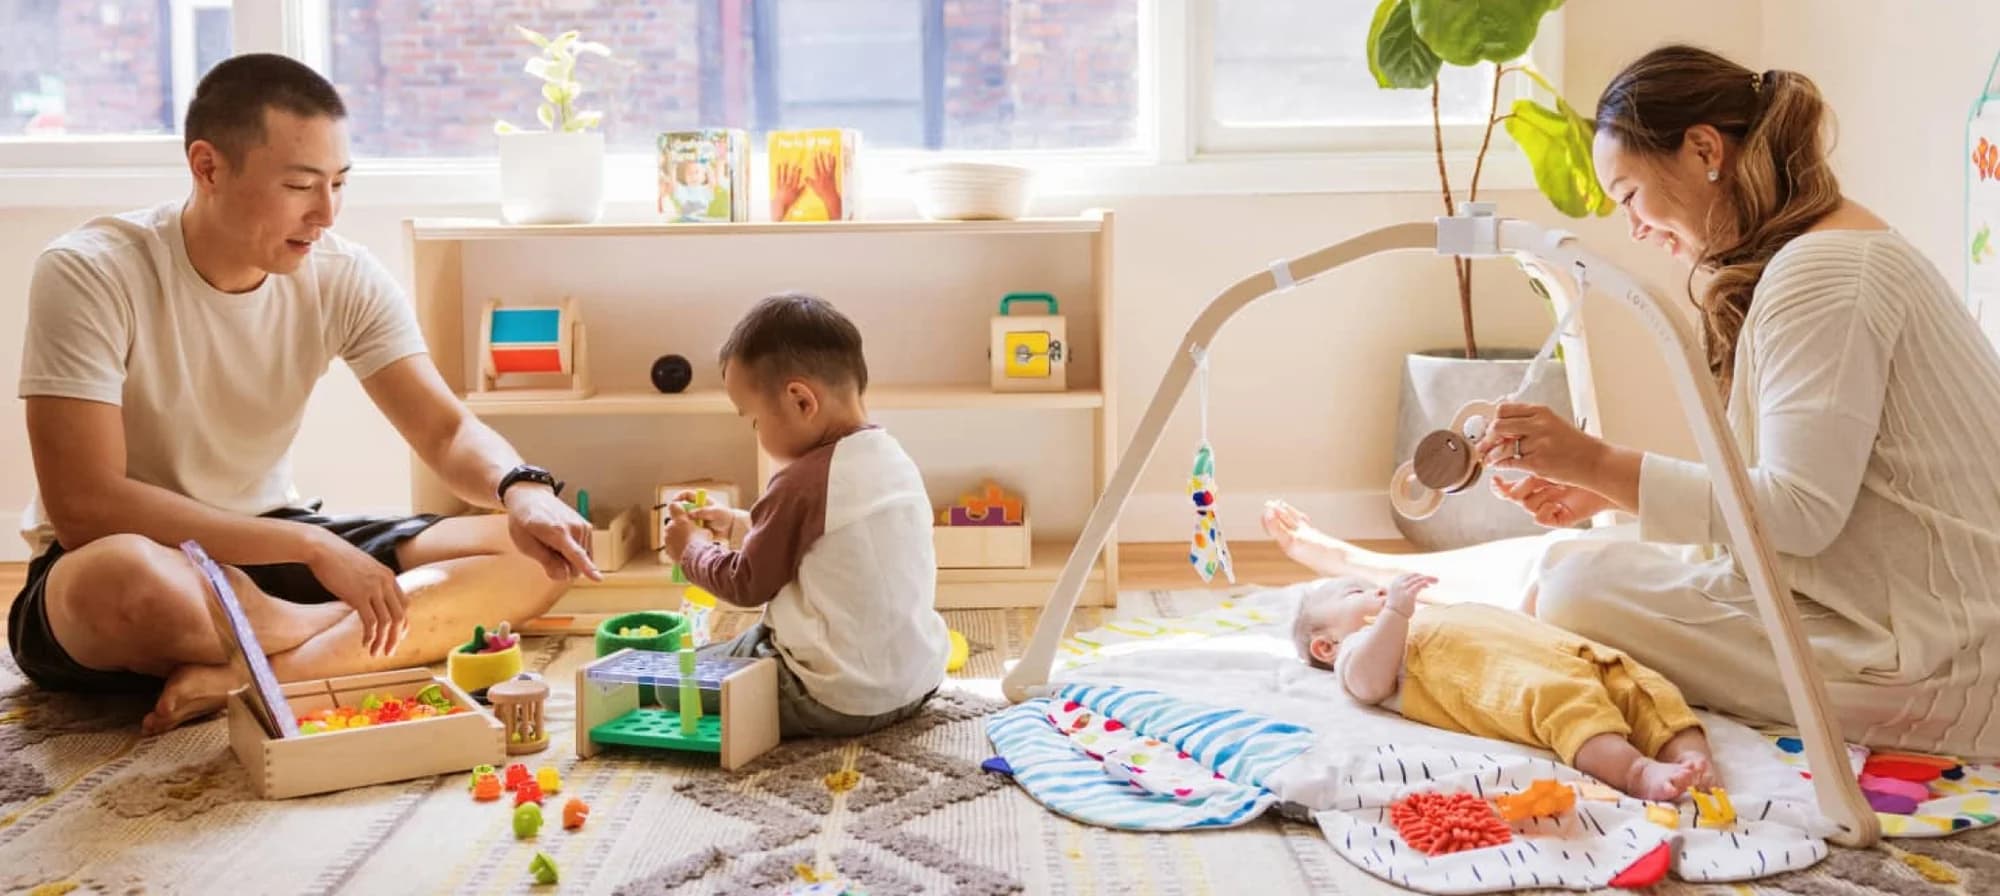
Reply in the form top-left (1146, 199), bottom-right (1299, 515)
top-left (1294, 571), bottom-right (1719, 800)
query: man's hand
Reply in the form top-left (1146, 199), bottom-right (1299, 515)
top-left (503, 485), bottom-right (601, 582)
top-left (663, 501), bottom-right (714, 563)
top-left (304, 531), bottom-right (408, 657)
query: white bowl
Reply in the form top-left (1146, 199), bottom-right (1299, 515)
top-left (909, 162), bottom-right (1033, 220)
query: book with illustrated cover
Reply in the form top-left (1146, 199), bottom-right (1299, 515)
top-left (658, 129), bottom-right (750, 222)
top-left (767, 128), bottom-right (859, 221)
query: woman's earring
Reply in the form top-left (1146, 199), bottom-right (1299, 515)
top-left (1707, 169), bottom-right (1720, 183)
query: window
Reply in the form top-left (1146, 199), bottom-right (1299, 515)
top-left (1195, 0), bottom-right (1540, 154)
top-left (1, 0), bottom-right (233, 137)
top-left (322, 0), bottom-right (1140, 158)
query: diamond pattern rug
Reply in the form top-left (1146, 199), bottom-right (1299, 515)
top-left (0, 593), bottom-right (1990, 894)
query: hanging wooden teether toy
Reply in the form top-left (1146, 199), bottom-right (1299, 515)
top-left (1390, 261), bottom-right (1586, 520)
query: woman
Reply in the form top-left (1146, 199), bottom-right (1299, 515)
top-left (1268, 45), bottom-right (2000, 759)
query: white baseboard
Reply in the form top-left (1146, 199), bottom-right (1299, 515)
top-left (1115, 489), bottom-right (1399, 544)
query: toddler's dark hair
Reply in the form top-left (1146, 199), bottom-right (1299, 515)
top-left (718, 292), bottom-right (868, 393)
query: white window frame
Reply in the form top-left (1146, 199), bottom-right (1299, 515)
top-left (169, 0), bottom-right (237, 126)
top-left (0, 0), bottom-right (1557, 207)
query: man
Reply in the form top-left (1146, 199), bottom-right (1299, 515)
top-left (11, 53), bottom-right (599, 734)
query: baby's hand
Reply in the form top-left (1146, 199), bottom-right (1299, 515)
top-left (663, 502), bottom-right (713, 560)
top-left (669, 489), bottom-right (750, 542)
top-left (1385, 573), bottom-right (1435, 617)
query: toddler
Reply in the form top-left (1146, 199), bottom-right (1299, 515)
top-left (663, 292), bottom-right (951, 738)
top-left (1294, 571), bottom-right (1719, 800)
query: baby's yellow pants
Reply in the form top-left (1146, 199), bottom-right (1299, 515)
top-left (1396, 603), bottom-right (1703, 764)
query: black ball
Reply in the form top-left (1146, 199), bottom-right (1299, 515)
top-left (650, 354), bottom-right (693, 393)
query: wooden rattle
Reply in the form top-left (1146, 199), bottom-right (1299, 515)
top-left (1390, 399), bottom-right (1498, 520)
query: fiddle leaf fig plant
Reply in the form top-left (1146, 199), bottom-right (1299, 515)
top-left (1365, 0), bottom-right (1613, 359)
top-left (494, 25), bottom-right (613, 135)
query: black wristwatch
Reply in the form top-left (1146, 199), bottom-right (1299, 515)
top-left (497, 464), bottom-right (564, 502)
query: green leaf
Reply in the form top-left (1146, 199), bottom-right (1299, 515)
top-left (537, 103), bottom-right (555, 129)
top-left (1365, 0), bottom-right (1442, 89)
top-left (1504, 97), bottom-right (1616, 217)
top-left (569, 110), bottom-right (603, 131)
top-left (542, 82), bottom-right (566, 106)
top-left (514, 25), bottom-right (550, 48)
top-left (1409, 0), bottom-right (1556, 66)
top-left (494, 119), bottom-right (521, 135)
top-left (525, 57), bottom-right (560, 83)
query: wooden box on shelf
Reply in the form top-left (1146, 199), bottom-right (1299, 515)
top-left (587, 505), bottom-right (640, 572)
top-left (933, 518), bottom-right (1032, 569)
top-left (226, 669), bottom-right (504, 800)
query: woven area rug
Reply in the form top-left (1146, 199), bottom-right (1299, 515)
top-left (0, 591), bottom-right (1991, 895)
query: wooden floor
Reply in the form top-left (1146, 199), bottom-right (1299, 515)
top-left (0, 539), bottom-right (1409, 606)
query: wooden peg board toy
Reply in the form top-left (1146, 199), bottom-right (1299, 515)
top-left (475, 295), bottom-right (594, 400)
top-left (188, 540), bottom-right (506, 798)
top-left (1390, 399), bottom-right (1496, 520)
top-left (989, 292), bottom-right (1068, 392)
top-left (575, 645), bottom-right (779, 771)
top-left (932, 479), bottom-right (1031, 569)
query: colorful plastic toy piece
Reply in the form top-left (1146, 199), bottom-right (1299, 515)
top-left (515, 780), bottom-right (544, 807)
top-left (563, 797), bottom-right (590, 830)
top-left (536, 766), bottom-right (561, 795)
top-left (529, 851), bottom-right (559, 885)
top-left (946, 629), bottom-right (969, 672)
top-left (468, 764), bottom-right (497, 790)
top-left (1493, 778), bottom-right (1576, 822)
top-left (513, 802), bottom-right (543, 838)
top-left (473, 773), bottom-right (503, 802)
top-left (1389, 791), bottom-right (1513, 856)
top-left (504, 763), bottom-right (532, 791)
top-left (1690, 787), bottom-right (1736, 828)
top-left (678, 646), bottom-right (701, 736)
top-left (938, 480), bottom-right (1025, 527)
top-left (1645, 803), bottom-right (1680, 828)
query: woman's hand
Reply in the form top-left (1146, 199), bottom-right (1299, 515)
top-left (1491, 474), bottom-right (1611, 528)
top-left (1474, 402), bottom-right (1607, 486)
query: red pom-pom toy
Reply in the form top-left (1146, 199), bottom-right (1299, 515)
top-left (1389, 791), bottom-right (1514, 856)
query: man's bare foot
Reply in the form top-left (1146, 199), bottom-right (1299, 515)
top-left (237, 585), bottom-right (352, 656)
top-left (1656, 727), bottom-right (1721, 791)
top-left (1627, 756), bottom-right (1705, 801)
top-left (141, 662), bottom-right (245, 735)
top-left (1261, 500), bottom-right (1352, 576)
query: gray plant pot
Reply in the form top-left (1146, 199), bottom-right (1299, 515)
top-left (1392, 348), bottom-right (1575, 551)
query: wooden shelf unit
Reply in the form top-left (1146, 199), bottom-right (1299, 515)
top-left (404, 212), bottom-right (1119, 610)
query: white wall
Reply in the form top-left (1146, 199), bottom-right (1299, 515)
top-left (25, 0), bottom-right (1945, 563)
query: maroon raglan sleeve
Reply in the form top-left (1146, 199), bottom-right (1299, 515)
top-left (677, 444), bottom-right (832, 608)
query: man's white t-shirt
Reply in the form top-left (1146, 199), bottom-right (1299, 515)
top-left (17, 200), bottom-right (428, 554)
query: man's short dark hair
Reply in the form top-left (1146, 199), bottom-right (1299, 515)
top-left (718, 292), bottom-right (869, 393)
top-left (184, 53), bottom-right (347, 164)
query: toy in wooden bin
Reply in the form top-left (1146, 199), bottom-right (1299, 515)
top-left (932, 479), bottom-right (1030, 569)
top-left (182, 540), bottom-right (505, 799)
top-left (474, 295), bottom-right (593, 401)
top-left (488, 673), bottom-right (552, 755)
top-left (573, 489), bottom-right (638, 572)
top-left (448, 622), bottom-right (524, 702)
top-left (576, 637), bottom-right (779, 772)
top-left (989, 292), bottom-right (1067, 393)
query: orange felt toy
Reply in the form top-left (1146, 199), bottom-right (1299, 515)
top-left (1390, 792), bottom-right (1513, 856)
top-left (1494, 779), bottom-right (1576, 822)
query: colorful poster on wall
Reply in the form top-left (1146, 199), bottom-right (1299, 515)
top-left (1970, 50), bottom-right (2000, 350)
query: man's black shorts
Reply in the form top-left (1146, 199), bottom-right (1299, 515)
top-left (6, 501), bottom-right (442, 695)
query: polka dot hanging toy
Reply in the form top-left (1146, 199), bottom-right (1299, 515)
top-left (1188, 349), bottom-right (1235, 584)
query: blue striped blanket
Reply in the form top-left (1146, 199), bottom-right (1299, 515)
top-left (984, 682), bottom-right (1317, 831)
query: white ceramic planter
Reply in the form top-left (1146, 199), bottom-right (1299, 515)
top-left (1391, 348), bottom-right (1575, 550)
top-left (498, 130), bottom-right (605, 225)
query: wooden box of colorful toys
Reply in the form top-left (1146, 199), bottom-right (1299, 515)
top-left (227, 668), bottom-right (505, 800)
top-left (932, 479), bottom-right (1030, 569)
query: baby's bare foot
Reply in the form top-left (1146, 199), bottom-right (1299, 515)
top-left (1626, 757), bottom-right (1703, 802)
top-left (1260, 500), bottom-right (1351, 576)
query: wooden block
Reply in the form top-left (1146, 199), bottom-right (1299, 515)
top-left (719, 657), bottom-right (780, 772)
top-left (576, 649), bottom-right (639, 759)
top-left (588, 505), bottom-right (640, 572)
top-left (933, 518), bottom-right (1031, 569)
top-left (227, 670), bottom-right (503, 799)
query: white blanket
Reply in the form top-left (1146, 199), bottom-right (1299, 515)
top-left (1044, 585), bottom-right (1838, 892)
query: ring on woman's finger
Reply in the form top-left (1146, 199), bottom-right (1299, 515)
top-left (1512, 438), bottom-right (1525, 459)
